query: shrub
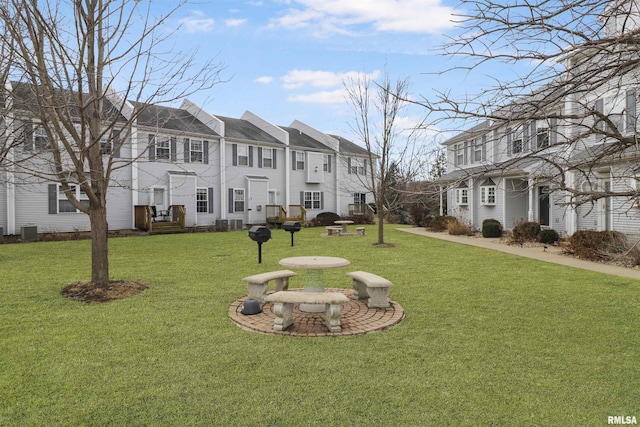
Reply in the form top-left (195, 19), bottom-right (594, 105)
top-left (314, 212), bottom-right (340, 226)
top-left (539, 228), bottom-right (560, 244)
top-left (447, 218), bottom-right (475, 236)
top-left (510, 221), bottom-right (541, 243)
top-left (566, 230), bottom-right (627, 261)
top-left (423, 215), bottom-right (456, 232)
top-left (482, 219), bottom-right (503, 238)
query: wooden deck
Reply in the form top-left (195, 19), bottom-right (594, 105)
top-left (134, 205), bottom-right (186, 234)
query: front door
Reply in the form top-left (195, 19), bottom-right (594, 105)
top-left (247, 178), bottom-right (268, 224)
top-left (538, 186), bottom-right (550, 226)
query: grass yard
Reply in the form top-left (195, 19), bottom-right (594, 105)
top-left (1, 224), bottom-right (639, 426)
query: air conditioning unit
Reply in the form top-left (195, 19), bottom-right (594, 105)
top-left (21, 225), bottom-right (37, 242)
top-left (230, 219), bottom-right (243, 230)
top-left (215, 220), bottom-right (229, 232)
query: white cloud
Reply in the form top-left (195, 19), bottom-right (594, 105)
top-left (270, 0), bottom-right (454, 35)
top-left (225, 18), bottom-right (247, 27)
top-left (287, 89), bottom-right (348, 104)
top-left (255, 76), bottom-right (274, 84)
top-left (281, 69), bottom-right (381, 89)
top-left (180, 12), bottom-right (215, 33)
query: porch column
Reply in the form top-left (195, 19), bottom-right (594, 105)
top-left (528, 178), bottom-right (535, 222)
top-left (439, 184), bottom-right (444, 216)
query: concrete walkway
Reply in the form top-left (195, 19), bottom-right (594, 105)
top-left (397, 227), bottom-right (640, 281)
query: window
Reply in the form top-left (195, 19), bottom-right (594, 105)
top-left (472, 136), bottom-right (486, 163)
top-left (304, 191), bottom-right (321, 209)
top-left (188, 139), bottom-right (203, 163)
top-left (233, 189), bottom-right (245, 212)
top-left (237, 144), bottom-right (249, 166)
top-left (155, 136), bottom-right (173, 160)
top-left (480, 179), bottom-right (496, 205)
top-left (348, 158), bottom-right (367, 175)
top-left (58, 185), bottom-right (89, 213)
top-left (23, 123), bottom-right (49, 151)
top-left (196, 188), bottom-right (209, 213)
top-left (456, 188), bottom-right (469, 205)
top-left (262, 148), bottom-right (273, 168)
top-left (296, 151), bottom-right (305, 170)
top-left (454, 143), bottom-right (464, 166)
top-left (353, 193), bottom-right (366, 204)
top-left (323, 154), bottom-right (331, 172)
top-left (512, 137), bottom-right (523, 154)
top-left (596, 88), bottom-right (637, 136)
top-left (536, 127), bottom-right (550, 148)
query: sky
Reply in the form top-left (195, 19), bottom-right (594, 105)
top-left (154, 0), bottom-right (483, 146)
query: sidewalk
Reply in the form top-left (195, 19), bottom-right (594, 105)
top-left (397, 227), bottom-right (640, 281)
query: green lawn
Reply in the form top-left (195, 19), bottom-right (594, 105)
top-left (1, 225), bottom-right (638, 426)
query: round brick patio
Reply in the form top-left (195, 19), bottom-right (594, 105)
top-left (229, 288), bottom-right (405, 337)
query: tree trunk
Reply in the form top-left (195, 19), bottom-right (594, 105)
top-left (377, 205), bottom-right (385, 245)
top-left (88, 205), bottom-right (109, 286)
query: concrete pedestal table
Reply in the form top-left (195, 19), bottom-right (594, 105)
top-left (278, 256), bottom-right (350, 312)
top-left (334, 220), bottom-right (354, 234)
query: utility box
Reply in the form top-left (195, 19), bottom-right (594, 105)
top-left (21, 225), bottom-right (37, 242)
top-left (215, 219), bottom-right (229, 232)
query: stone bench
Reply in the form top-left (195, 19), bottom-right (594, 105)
top-left (264, 291), bottom-right (350, 332)
top-left (325, 226), bottom-right (342, 236)
top-left (242, 270), bottom-right (297, 303)
top-left (356, 227), bottom-right (365, 236)
top-left (346, 271), bottom-right (393, 308)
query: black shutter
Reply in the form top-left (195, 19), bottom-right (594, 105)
top-left (273, 148), bottom-right (277, 169)
top-left (320, 192), bottom-right (324, 210)
top-left (112, 130), bottom-right (121, 158)
top-left (627, 88), bottom-right (636, 132)
top-left (232, 144), bottom-right (238, 166)
top-left (258, 147), bottom-right (263, 168)
top-left (363, 159), bottom-right (367, 175)
top-left (48, 184), bottom-right (57, 214)
top-left (347, 157), bottom-right (352, 174)
top-left (148, 134), bottom-right (155, 160)
top-left (208, 187), bottom-right (214, 213)
top-left (550, 118), bottom-right (558, 145)
top-left (184, 138), bottom-right (190, 163)
top-left (248, 146), bottom-right (254, 167)
top-left (595, 98), bottom-right (604, 138)
top-left (228, 188), bottom-right (234, 213)
top-left (170, 137), bottom-right (177, 162)
top-left (328, 155), bottom-right (332, 173)
top-left (506, 128), bottom-right (512, 156)
top-left (523, 124), bottom-right (529, 151)
top-left (203, 140), bottom-right (209, 164)
top-left (300, 191), bottom-right (304, 205)
top-left (291, 150), bottom-right (297, 170)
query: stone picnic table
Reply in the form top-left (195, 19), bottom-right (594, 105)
top-left (278, 256), bottom-right (350, 312)
top-left (334, 220), bottom-right (354, 234)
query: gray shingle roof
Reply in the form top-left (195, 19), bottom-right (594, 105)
top-left (281, 126), bottom-right (330, 150)
top-left (216, 116), bottom-right (283, 145)
top-left (329, 134), bottom-right (370, 156)
top-left (133, 102), bottom-right (219, 137)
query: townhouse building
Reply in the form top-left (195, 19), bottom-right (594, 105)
top-left (439, 3), bottom-right (640, 240)
top-left (0, 82), bottom-right (372, 236)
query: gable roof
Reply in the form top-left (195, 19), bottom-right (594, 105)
top-left (329, 134), bottom-right (370, 156)
top-left (281, 126), bottom-right (330, 150)
top-left (132, 102), bottom-right (219, 137)
top-left (215, 115), bottom-right (283, 145)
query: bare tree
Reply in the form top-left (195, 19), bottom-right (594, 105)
top-left (421, 0), bottom-right (640, 210)
top-left (0, 0), bottom-right (224, 286)
top-left (344, 71), bottom-right (428, 244)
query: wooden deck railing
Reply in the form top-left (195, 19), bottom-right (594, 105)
top-left (266, 204), bottom-right (306, 225)
top-left (134, 205), bottom-right (186, 233)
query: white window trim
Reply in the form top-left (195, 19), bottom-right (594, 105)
top-left (304, 191), bottom-right (321, 209)
top-left (480, 185), bottom-right (496, 206)
top-left (262, 147), bottom-right (273, 168)
top-left (296, 151), bottom-right (305, 170)
top-left (455, 188), bottom-right (469, 206)
top-left (233, 188), bottom-right (245, 212)
top-left (237, 144), bottom-right (249, 166)
top-left (57, 184), bottom-right (89, 213)
top-left (189, 139), bottom-right (204, 163)
top-left (196, 187), bottom-right (208, 213)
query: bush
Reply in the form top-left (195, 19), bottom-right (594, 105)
top-left (566, 230), bottom-right (627, 261)
top-left (510, 221), bottom-right (541, 243)
top-left (539, 228), bottom-right (560, 244)
top-left (482, 219), bottom-right (503, 238)
top-left (314, 212), bottom-right (340, 226)
top-left (423, 215), bottom-right (456, 232)
top-left (447, 218), bottom-right (475, 236)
